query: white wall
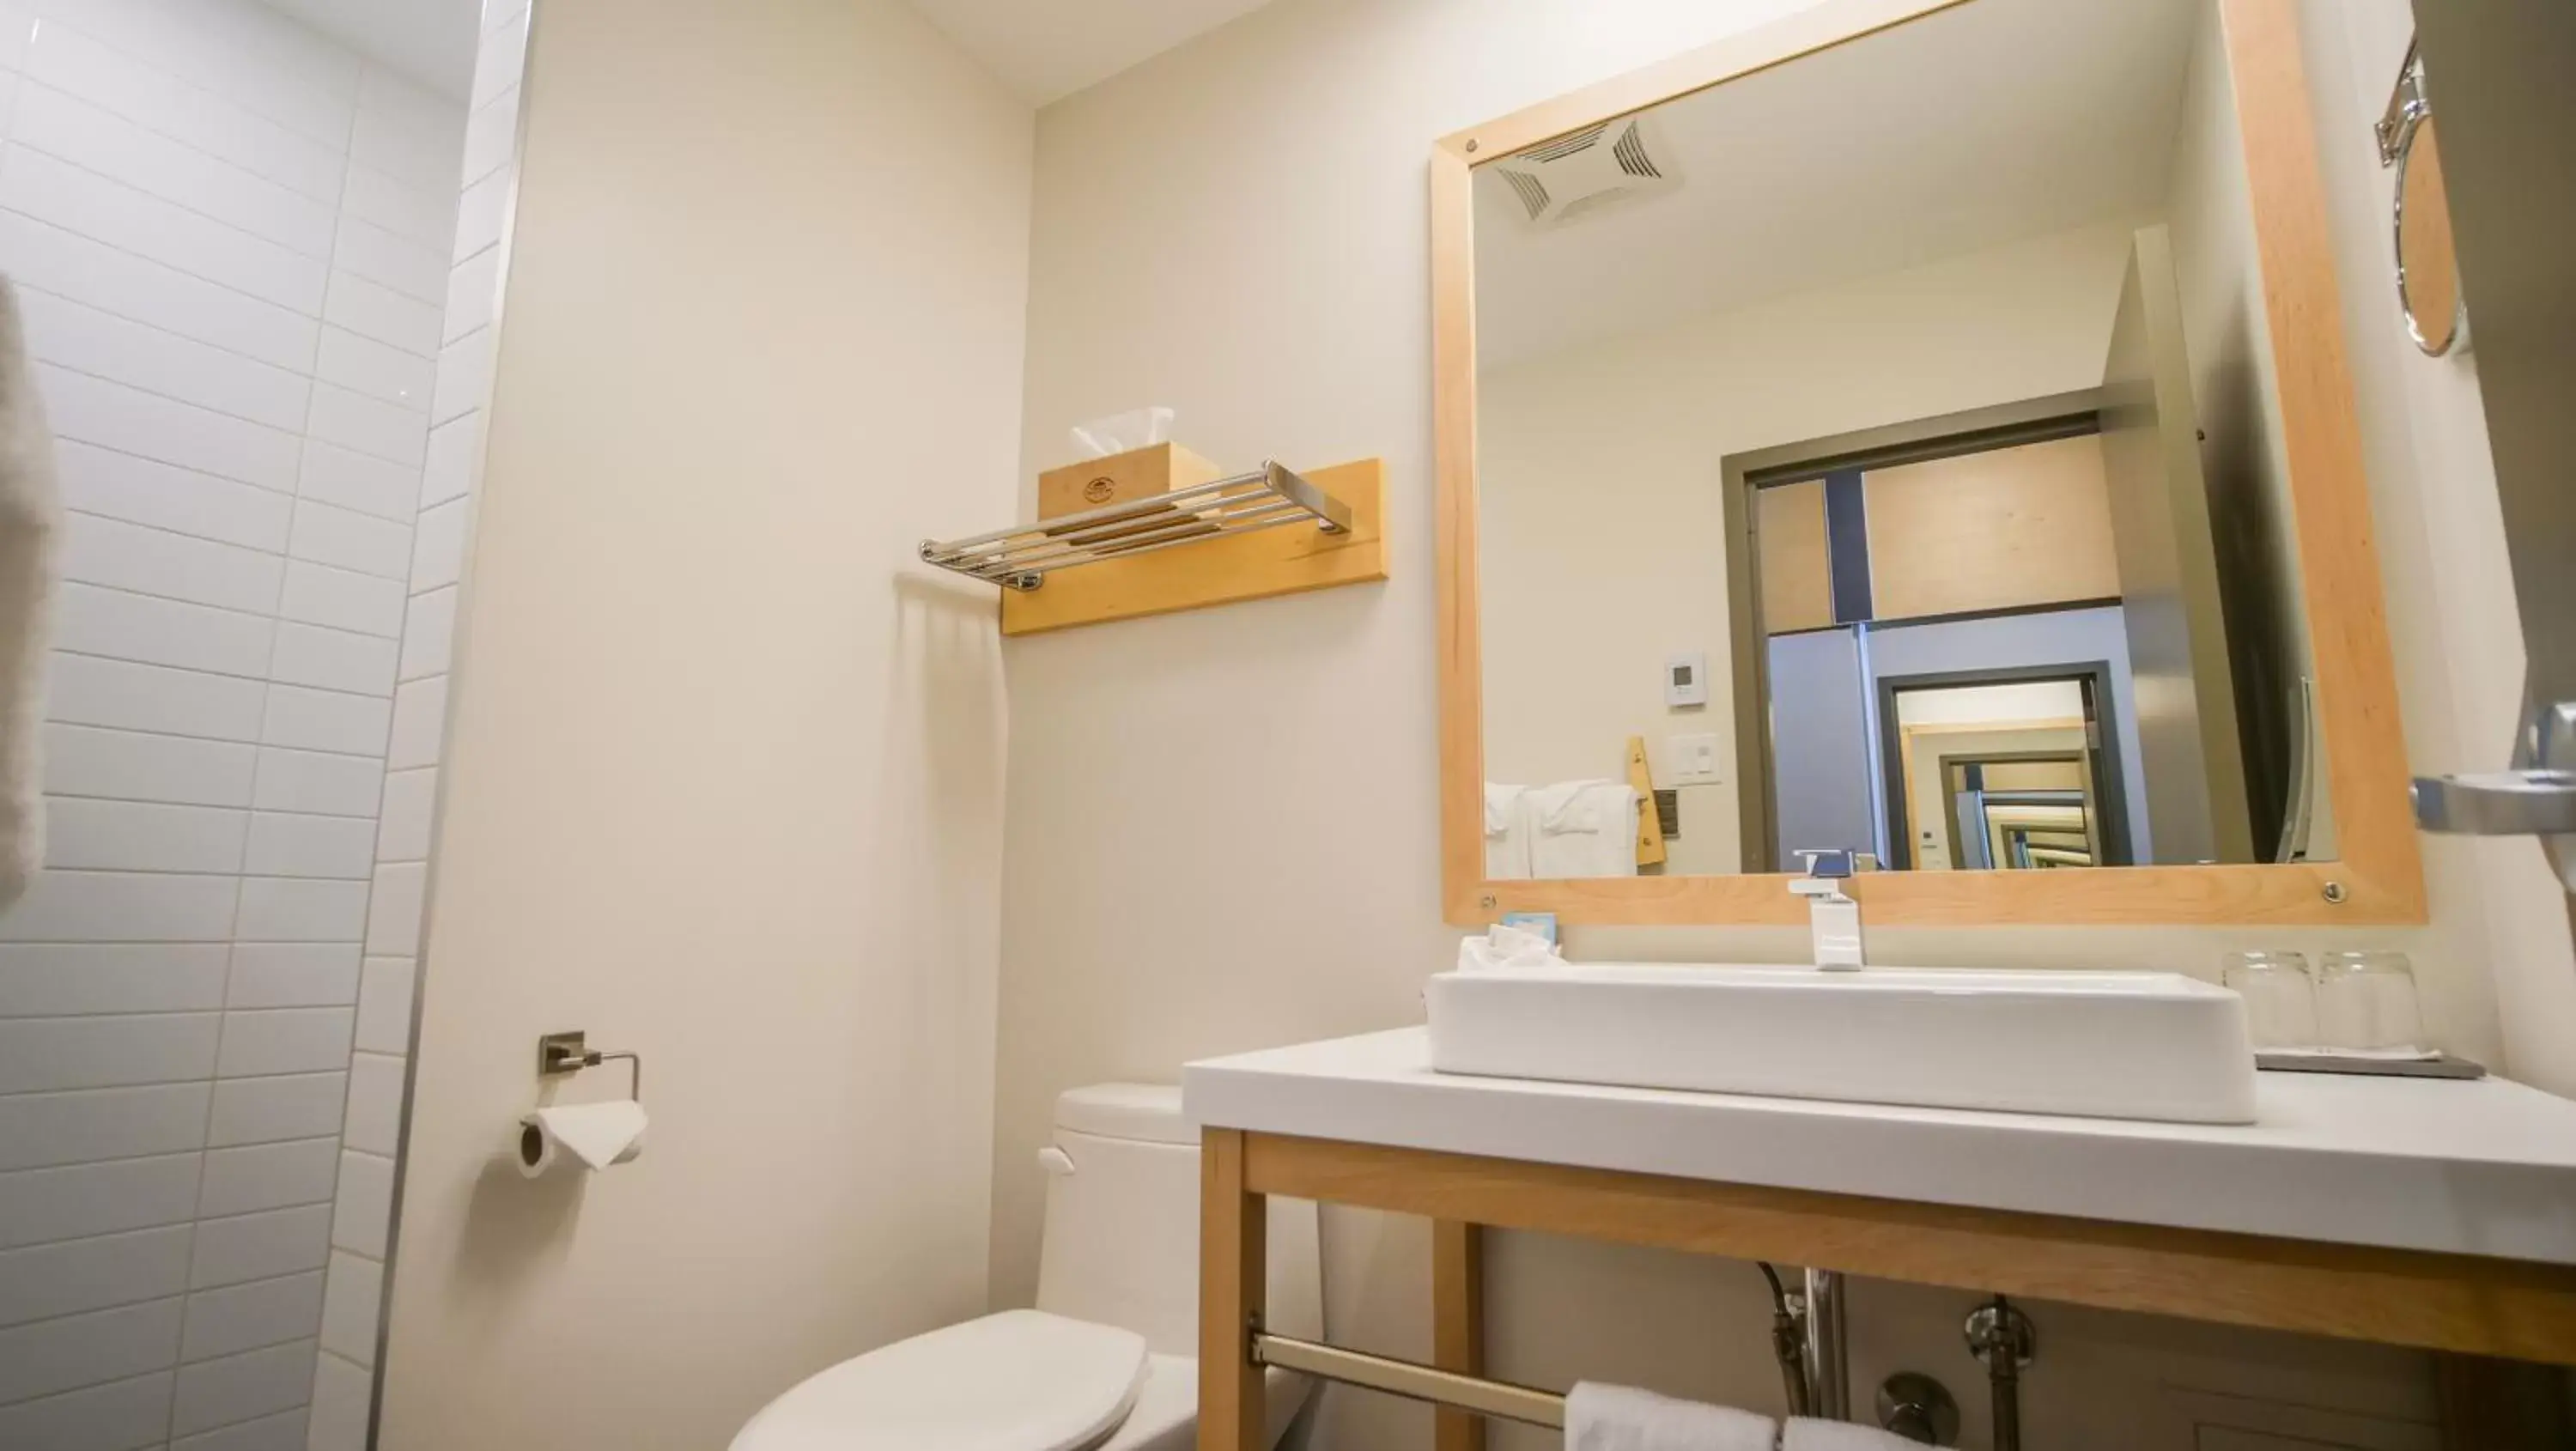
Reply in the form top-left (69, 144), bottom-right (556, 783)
top-left (0, 3), bottom-right (463, 1447)
top-left (373, 0), bottom-right (1033, 1446)
top-left (2292, 0), bottom-right (2576, 1087)
top-left (993, 0), bottom-right (2526, 1444)
top-left (1477, 219), bottom-right (2138, 875)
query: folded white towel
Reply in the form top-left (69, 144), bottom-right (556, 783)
top-left (0, 278), bottom-right (58, 912)
top-left (1485, 781), bottom-right (1533, 880)
top-left (1528, 780), bottom-right (1639, 879)
top-left (1783, 1417), bottom-right (1923, 1451)
top-left (1565, 1383), bottom-right (1775, 1451)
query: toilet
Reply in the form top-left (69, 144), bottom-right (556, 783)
top-left (731, 1084), bottom-right (1321, 1451)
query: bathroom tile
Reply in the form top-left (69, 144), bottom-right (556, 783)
top-left (316, 1251), bottom-right (381, 1366)
top-left (259, 685), bottom-right (391, 756)
top-left (171, 1338), bottom-right (315, 1436)
top-left (197, 1137), bottom-right (339, 1219)
top-left (351, 958), bottom-right (414, 1056)
top-left (45, 722), bottom-right (259, 807)
top-left (0, 1296), bottom-right (184, 1403)
top-left (174, 1405), bottom-right (309, 1451)
top-left (39, 367), bottom-right (297, 507)
top-left (36, 0), bottom-right (362, 147)
top-left (45, 798), bottom-right (247, 874)
top-left (0, 210), bottom-right (316, 372)
top-left (56, 439), bottom-right (295, 553)
top-left (16, 286), bottom-right (312, 432)
top-left (431, 328), bottom-right (491, 425)
top-left (0, 944), bottom-right (228, 1017)
top-left (340, 1053), bottom-right (404, 1157)
top-left (279, 561), bottom-right (407, 639)
top-left (181, 1271), bottom-right (325, 1365)
top-left (353, 69), bottom-right (464, 194)
top-left (55, 580), bottom-right (276, 681)
top-left (307, 382), bottom-right (428, 470)
top-left (245, 809), bottom-right (380, 878)
top-left (443, 246), bottom-right (500, 344)
top-left (316, 325), bottom-right (436, 413)
top-left (472, 12), bottom-right (527, 108)
top-left (190, 1205), bottom-right (331, 1290)
top-left (0, 1223), bottom-right (192, 1327)
top-left (207, 1073), bottom-right (346, 1149)
top-left (46, 653), bottom-right (268, 744)
top-left (323, 264), bottom-right (442, 360)
top-left (251, 748), bottom-right (385, 819)
top-left (0, 1153), bottom-right (204, 1248)
top-left (0, 1368), bottom-right (173, 1451)
top-left (61, 508), bottom-right (286, 614)
top-left (234, 877), bottom-right (370, 944)
top-left (0, 146), bottom-right (325, 313)
top-left (23, 21), bottom-right (343, 198)
top-left (419, 414), bottom-right (481, 510)
top-left (409, 498), bottom-right (467, 592)
top-left (289, 500), bottom-right (412, 582)
top-left (9, 84), bottom-right (336, 258)
top-left (216, 1007), bottom-right (354, 1078)
top-left (363, 863), bottom-right (424, 957)
top-left (329, 1151), bottom-right (392, 1259)
top-left (384, 676), bottom-right (447, 770)
top-left (453, 169), bottom-right (506, 264)
top-left (226, 943), bottom-right (361, 1009)
top-left (0, 1011), bottom-right (220, 1093)
top-left (0, 868), bottom-right (240, 943)
top-left (459, 83), bottom-right (517, 187)
top-left (374, 769), bottom-right (435, 863)
top-left (0, 1082), bottom-right (210, 1171)
top-left (305, 1350), bottom-right (369, 1451)
top-left (297, 440), bottom-right (421, 525)
top-left (343, 163), bottom-right (456, 254)
top-left (331, 216), bottom-right (447, 307)
top-left (396, 587), bottom-right (454, 683)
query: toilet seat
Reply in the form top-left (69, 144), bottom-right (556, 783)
top-left (730, 1309), bottom-right (1149, 1451)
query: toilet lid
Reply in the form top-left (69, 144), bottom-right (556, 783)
top-left (731, 1310), bottom-right (1151, 1451)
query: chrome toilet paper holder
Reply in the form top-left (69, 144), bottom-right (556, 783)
top-left (537, 1030), bottom-right (643, 1104)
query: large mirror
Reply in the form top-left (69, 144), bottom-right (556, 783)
top-left (1437, 0), bottom-right (2425, 923)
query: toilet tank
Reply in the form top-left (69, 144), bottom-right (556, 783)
top-left (1035, 1084), bottom-right (1321, 1358)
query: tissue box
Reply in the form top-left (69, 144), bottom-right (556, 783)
top-left (1037, 442), bottom-right (1224, 520)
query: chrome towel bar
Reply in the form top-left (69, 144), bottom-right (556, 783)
top-left (1250, 1329), bottom-right (1565, 1430)
top-left (919, 460), bottom-right (1350, 591)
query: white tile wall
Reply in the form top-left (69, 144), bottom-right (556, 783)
top-left (0, 2), bottom-right (473, 1444)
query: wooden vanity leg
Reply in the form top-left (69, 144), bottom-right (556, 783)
top-left (1201, 1128), bottom-right (1266, 1451)
top-left (1433, 1220), bottom-right (1487, 1451)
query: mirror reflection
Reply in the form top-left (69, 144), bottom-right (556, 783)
top-left (1474, 0), bottom-right (2330, 880)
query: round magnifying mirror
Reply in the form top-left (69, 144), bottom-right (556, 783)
top-left (2393, 112), bottom-right (2465, 355)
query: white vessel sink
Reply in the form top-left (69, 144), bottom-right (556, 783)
top-left (1425, 964), bottom-right (2257, 1124)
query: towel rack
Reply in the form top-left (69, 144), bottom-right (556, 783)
top-left (1252, 1328), bottom-right (1565, 1430)
top-left (919, 460), bottom-right (1351, 592)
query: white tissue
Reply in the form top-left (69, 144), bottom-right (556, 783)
top-left (518, 1100), bottom-right (647, 1178)
top-left (1069, 407), bottom-right (1174, 459)
top-left (1456, 922), bottom-right (1564, 974)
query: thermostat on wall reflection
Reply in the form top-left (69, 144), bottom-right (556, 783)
top-left (1664, 652), bottom-right (1709, 708)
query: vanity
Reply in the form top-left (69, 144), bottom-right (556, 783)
top-left (1193, 0), bottom-right (2573, 1440)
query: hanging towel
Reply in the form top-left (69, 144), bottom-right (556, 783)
top-left (1783, 1418), bottom-right (1925, 1451)
top-left (0, 279), bottom-right (58, 912)
top-left (1565, 1383), bottom-right (1775, 1451)
top-left (1485, 781), bottom-right (1534, 879)
top-left (1528, 780), bottom-right (1639, 879)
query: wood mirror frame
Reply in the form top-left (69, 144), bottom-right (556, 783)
top-left (1432, 0), bottom-right (2427, 927)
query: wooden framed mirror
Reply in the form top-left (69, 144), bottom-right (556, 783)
top-left (1433, 0), bottom-right (2425, 926)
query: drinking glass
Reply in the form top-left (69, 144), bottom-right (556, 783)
top-left (2222, 950), bottom-right (2317, 1050)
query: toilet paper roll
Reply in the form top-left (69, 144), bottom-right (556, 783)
top-left (518, 1100), bottom-right (647, 1178)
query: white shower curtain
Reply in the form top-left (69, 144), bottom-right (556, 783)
top-left (0, 277), bottom-right (59, 909)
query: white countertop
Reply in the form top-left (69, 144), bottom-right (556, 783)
top-left (1183, 1027), bottom-right (2576, 1265)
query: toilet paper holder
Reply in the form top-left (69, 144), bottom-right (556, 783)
top-left (537, 1030), bottom-right (643, 1104)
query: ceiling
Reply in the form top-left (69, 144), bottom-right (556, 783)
top-left (1473, 0), bottom-right (2206, 369)
top-left (262, 0), bottom-right (480, 98)
top-left (901, 0), bottom-right (1279, 104)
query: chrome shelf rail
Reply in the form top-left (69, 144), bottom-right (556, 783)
top-left (919, 460), bottom-right (1349, 592)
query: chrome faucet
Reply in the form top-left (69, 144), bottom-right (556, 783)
top-left (1790, 849), bottom-right (1864, 970)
